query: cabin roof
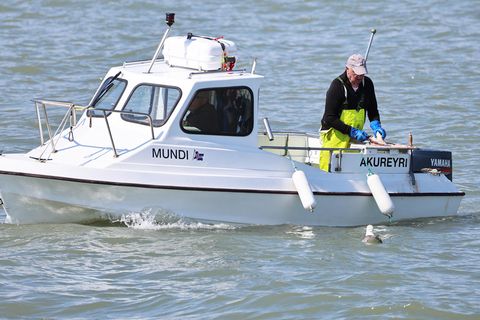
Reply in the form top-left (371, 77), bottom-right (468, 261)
top-left (113, 60), bottom-right (263, 86)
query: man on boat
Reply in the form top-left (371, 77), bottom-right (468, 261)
top-left (319, 54), bottom-right (387, 171)
top-left (184, 90), bottom-right (219, 134)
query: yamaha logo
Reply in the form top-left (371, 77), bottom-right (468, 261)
top-left (431, 158), bottom-right (451, 167)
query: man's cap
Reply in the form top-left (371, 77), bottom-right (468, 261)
top-left (346, 54), bottom-right (367, 75)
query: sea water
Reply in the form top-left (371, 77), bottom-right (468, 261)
top-left (0, 0), bottom-right (479, 318)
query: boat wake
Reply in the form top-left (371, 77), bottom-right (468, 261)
top-left (285, 226), bottom-right (316, 239)
top-left (114, 209), bottom-right (238, 231)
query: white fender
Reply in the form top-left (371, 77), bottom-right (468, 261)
top-left (292, 170), bottom-right (317, 212)
top-left (367, 172), bottom-right (395, 217)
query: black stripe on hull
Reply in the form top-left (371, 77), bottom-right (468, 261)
top-left (0, 171), bottom-right (466, 197)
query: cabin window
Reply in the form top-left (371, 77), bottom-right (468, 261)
top-left (181, 87), bottom-right (253, 136)
top-left (88, 77), bottom-right (127, 117)
top-left (122, 84), bottom-right (181, 127)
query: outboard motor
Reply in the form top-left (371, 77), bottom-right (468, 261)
top-left (411, 149), bottom-right (453, 181)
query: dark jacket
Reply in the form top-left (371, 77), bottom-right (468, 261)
top-left (321, 71), bottom-right (380, 134)
top-left (185, 103), bottom-right (219, 134)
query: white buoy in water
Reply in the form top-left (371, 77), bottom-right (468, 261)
top-left (292, 170), bottom-right (317, 212)
top-left (367, 170), bottom-right (394, 217)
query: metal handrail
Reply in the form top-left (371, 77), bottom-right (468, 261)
top-left (91, 108), bottom-right (155, 139)
top-left (259, 145), bottom-right (356, 172)
top-left (33, 99), bottom-right (86, 161)
top-left (259, 143), bottom-right (416, 172)
top-left (92, 108), bottom-right (155, 157)
top-left (33, 100), bottom-right (156, 160)
top-left (188, 69), bottom-right (247, 79)
top-left (259, 145), bottom-right (360, 152)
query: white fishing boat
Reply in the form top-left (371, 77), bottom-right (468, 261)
top-left (0, 14), bottom-right (464, 226)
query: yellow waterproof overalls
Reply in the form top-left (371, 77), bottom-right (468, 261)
top-left (319, 77), bottom-right (366, 171)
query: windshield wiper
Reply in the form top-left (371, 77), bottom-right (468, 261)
top-left (90, 71), bottom-right (122, 107)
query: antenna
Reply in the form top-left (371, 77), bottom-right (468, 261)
top-left (146, 13), bottom-right (175, 73)
top-left (364, 28), bottom-right (376, 62)
top-left (251, 57), bottom-right (257, 74)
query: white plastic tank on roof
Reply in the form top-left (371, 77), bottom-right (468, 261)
top-left (163, 35), bottom-right (237, 71)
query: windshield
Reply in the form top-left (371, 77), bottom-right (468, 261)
top-left (88, 76), bottom-right (127, 117)
top-left (121, 84), bottom-right (181, 127)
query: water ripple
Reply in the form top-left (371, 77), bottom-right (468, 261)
top-left (1, 0), bottom-right (480, 318)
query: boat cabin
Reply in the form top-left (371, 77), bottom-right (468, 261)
top-left (30, 33), bottom-right (270, 166)
top-left (87, 60), bottom-right (261, 143)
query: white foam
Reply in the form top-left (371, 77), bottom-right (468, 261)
top-left (286, 226), bottom-right (316, 239)
top-left (116, 209), bottom-right (237, 231)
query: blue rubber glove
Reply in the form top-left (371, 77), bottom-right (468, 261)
top-left (350, 127), bottom-right (369, 141)
top-left (370, 120), bottom-right (386, 139)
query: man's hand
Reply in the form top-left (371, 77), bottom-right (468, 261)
top-left (350, 127), bottom-right (369, 141)
top-left (370, 120), bottom-right (386, 139)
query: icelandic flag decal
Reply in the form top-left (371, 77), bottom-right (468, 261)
top-left (193, 150), bottom-right (204, 161)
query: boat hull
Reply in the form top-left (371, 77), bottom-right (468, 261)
top-left (0, 172), bottom-right (464, 226)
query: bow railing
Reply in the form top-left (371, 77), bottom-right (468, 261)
top-left (33, 99), bottom-right (155, 160)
